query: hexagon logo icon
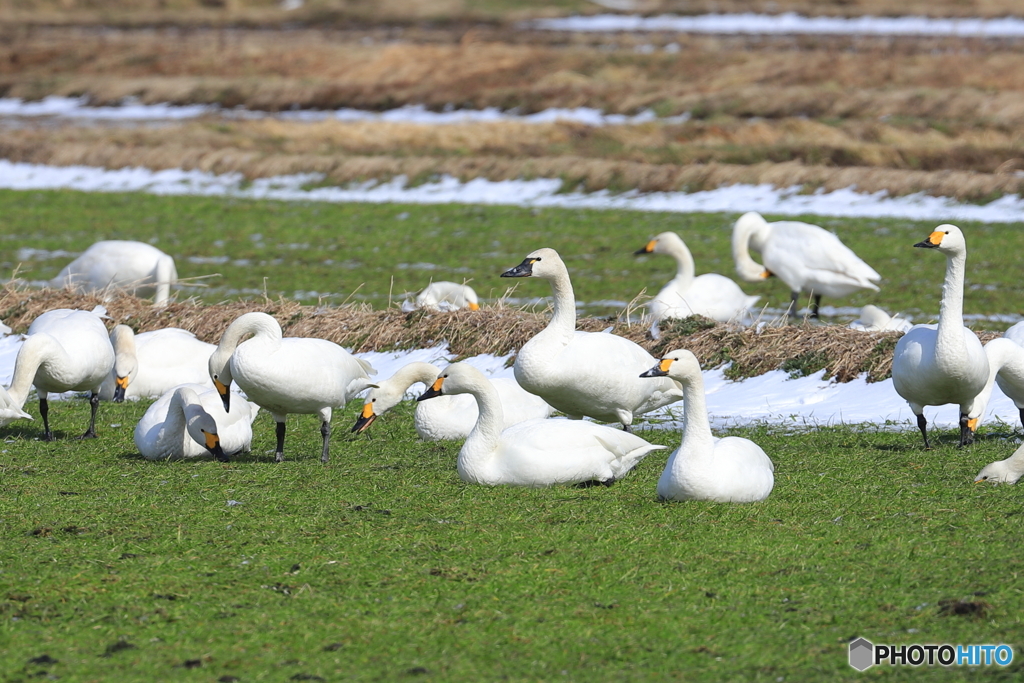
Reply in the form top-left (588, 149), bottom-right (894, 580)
top-left (849, 637), bottom-right (874, 671)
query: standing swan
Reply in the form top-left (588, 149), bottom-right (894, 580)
top-left (640, 350), bottom-right (774, 502)
top-left (732, 212), bottom-right (880, 319)
top-left (49, 240), bottom-right (178, 305)
top-left (208, 312), bottom-right (376, 463)
top-left (0, 309), bottom-right (114, 439)
top-left (417, 362), bottom-right (665, 487)
top-left (501, 248), bottom-right (682, 428)
top-left (892, 225), bottom-right (989, 448)
top-left (134, 384), bottom-right (258, 461)
top-left (634, 231), bottom-right (759, 337)
top-left (351, 361), bottom-right (551, 440)
top-left (100, 325), bottom-right (215, 402)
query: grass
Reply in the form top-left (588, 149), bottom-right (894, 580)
top-left (1, 397), bottom-right (1023, 681)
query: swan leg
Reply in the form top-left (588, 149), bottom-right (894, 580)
top-left (916, 413), bottom-right (930, 450)
top-left (275, 421), bottom-right (286, 462)
top-left (786, 291), bottom-right (799, 321)
top-left (1019, 407), bottom-right (1024, 432)
top-left (811, 294), bottom-right (822, 319)
top-left (80, 392), bottom-right (99, 440)
top-left (958, 413), bottom-right (975, 447)
top-left (39, 397), bottom-right (54, 442)
top-left (320, 419), bottom-right (331, 464)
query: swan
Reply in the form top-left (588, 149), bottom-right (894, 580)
top-left (208, 312), bottom-right (376, 463)
top-left (634, 231), bottom-right (759, 337)
top-left (892, 225), bottom-right (989, 448)
top-left (975, 443), bottom-right (1024, 484)
top-left (99, 325), bottom-right (215, 402)
top-left (134, 383), bottom-right (258, 461)
top-left (417, 362), bottom-right (665, 486)
top-left (49, 240), bottom-right (178, 305)
top-left (640, 349), bottom-right (774, 502)
top-left (0, 309), bottom-right (114, 439)
top-left (409, 282), bottom-right (480, 312)
top-left (500, 248), bottom-right (683, 428)
top-left (351, 361), bottom-right (552, 440)
top-left (732, 212), bottom-right (880, 319)
top-left (966, 337), bottom-right (1024, 430)
top-left (1003, 321), bottom-right (1024, 347)
top-left (848, 305), bottom-right (912, 333)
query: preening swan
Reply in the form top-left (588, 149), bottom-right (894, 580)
top-left (134, 383), bottom-right (258, 461)
top-left (100, 325), bottom-right (215, 402)
top-left (975, 442), bottom-right (1024, 484)
top-left (49, 240), bottom-right (178, 305)
top-left (0, 309), bottom-right (114, 439)
top-left (968, 338), bottom-right (1024, 430)
top-left (208, 312), bottom-right (376, 463)
top-left (640, 350), bottom-right (774, 503)
top-left (634, 231), bottom-right (759, 337)
top-left (408, 282), bottom-right (480, 312)
top-left (892, 225), bottom-right (989, 448)
top-left (351, 361), bottom-right (552, 441)
top-left (848, 305), bottom-right (912, 333)
top-left (501, 248), bottom-right (682, 428)
top-left (417, 362), bottom-right (665, 487)
top-left (732, 212), bottom-right (880, 319)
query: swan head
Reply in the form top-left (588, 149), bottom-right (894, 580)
top-left (416, 362), bottom-right (484, 401)
top-left (974, 459), bottom-right (1021, 485)
top-left (184, 408), bottom-right (228, 462)
top-left (351, 383), bottom-right (405, 433)
top-left (634, 232), bottom-right (684, 256)
top-left (640, 349), bottom-right (702, 383)
top-left (500, 248), bottom-right (565, 280)
top-left (914, 224), bottom-right (965, 255)
top-left (208, 348), bottom-right (234, 413)
top-left (109, 325), bottom-right (139, 403)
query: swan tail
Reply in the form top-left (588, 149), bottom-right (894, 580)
top-left (355, 356), bottom-right (377, 377)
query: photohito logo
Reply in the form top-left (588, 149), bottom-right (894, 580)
top-left (849, 638), bottom-right (1013, 670)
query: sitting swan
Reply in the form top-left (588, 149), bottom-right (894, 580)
top-left (635, 231), bottom-right (759, 336)
top-left (134, 383), bottom-right (258, 461)
top-left (975, 443), bottom-right (1024, 484)
top-left (407, 282), bottom-right (480, 312)
top-left (0, 309), bottom-right (114, 439)
top-left (208, 312), bottom-right (376, 463)
top-left (640, 350), bottom-right (774, 502)
top-left (965, 337), bottom-right (1024, 430)
top-left (417, 362), bottom-right (665, 487)
top-left (99, 325), bottom-right (215, 402)
top-left (732, 211), bottom-right (880, 319)
top-left (892, 225), bottom-right (989, 448)
top-left (49, 240), bottom-right (178, 305)
top-left (351, 361), bottom-right (552, 440)
top-left (501, 248), bottom-right (683, 428)
top-left (848, 305), bottom-right (913, 333)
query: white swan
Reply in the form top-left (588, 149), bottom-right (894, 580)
top-left (892, 225), bottom-right (989, 448)
top-left (732, 212), bottom-right (880, 319)
top-left (417, 362), bottom-right (665, 487)
top-left (500, 248), bottom-right (682, 428)
top-left (848, 304), bottom-right (913, 333)
top-left (975, 443), bottom-right (1024, 484)
top-left (640, 349), bottom-right (774, 502)
top-left (351, 361), bottom-right (552, 440)
top-left (0, 309), bottom-right (114, 439)
top-left (134, 383), bottom-right (258, 461)
top-left (967, 337), bottom-right (1024, 430)
top-left (208, 312), bottom-right (376, 463)
top-left (1003, 321), bottom-right (1024, 347)
top-left (408, 282), bottom-right (480, 312)
top-left (99, 325), bottom-right (215, 402)
top-left (635, 231), bottom-right (759, 337)
top-left (49, 240), bottom-right (178, 305)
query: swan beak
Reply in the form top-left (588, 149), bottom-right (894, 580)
top-left (467, 302), bottom-right (480, 311)
top-left (215, 378), bottom-right (230, 412)
top-left (205, 432), bottom-right (228, 462)
top-left (914, 231), bottom-right (944, 248)
top-left (113, 376), bottom-right (129, 403)
top-left (418, 377), bottom-right (444, 401)
top-left (760, 270), bottom-right (772, 279)
top-left (967, 417), bottom-right (979, 432)
top-left (501, 258), bottom-right (536, 278)
top-left (352, 403), bottom-right (377, 433)
top-left (640, 358), bottom-right (673, 377)
top-left (634, 240), bottom-right (656, 255)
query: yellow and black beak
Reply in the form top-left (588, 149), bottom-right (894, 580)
top-left (205, 431), bottom-right (228, 463)
top-left (634, 240), bottom-right (656, 255)
top-left (215, 378), bottom-right (230, 412)
top-left (352, 403), bottom-right (377, 433)
top-left (417, 377), bottom-right (445, 401)
top-left (640, 358), bottom-right (674, 378)
top-left (761, 269), bottom-right (773, 279)
top-left (914, 231), bottom-right (944, 249)
top-left (501, 258), bottom-right (537, 278)
top-left (468, 302), bottom-right (480, 311)
top-left (113, 376), bottom-right (130, 403)
top-left (967, 417), bottom-right (979, 433)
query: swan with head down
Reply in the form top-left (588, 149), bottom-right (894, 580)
top-left (49, 240), bottom-right (178, 305)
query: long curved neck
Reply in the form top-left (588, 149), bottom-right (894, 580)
top-left (461, 379), bottom-right (506, 468)
top-left (675, 371), bottom-right (715, 464)
top-left (1001, 448), bottom-right (1024, 479)
top-left (388, 362), bottom-right (441, 393)
top-left (732, 220), bottom-right (766, 281)
top-left (541, 267), bottom-right (577, 340)
top-left (7, 335), bottom-right (62, 406)
top-left (662, 237), bottom-right (696, 288)
top-left (936, 250), bottom-right (967, 356)
top-left (157, 390), bottom-right (191, 449)
top-left (219, 313), bottom-right (282, 354)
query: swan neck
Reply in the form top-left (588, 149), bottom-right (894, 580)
top-left (545, 267), bottom-right (577, 337)
top-left (664, 238), bottom-right (696, 288)
top-left (676, 371), bottom-right (715, 461)
top-left (936, 251), bottom-right (967, 351)
top-left (219, 313), bottom-right (282, 353)
top-left (461, 378), bottom-right (506, 463)
top-left (732, 220), bottom-right (766, 280)
top-left (388, 363), bottom-right (441, 392)
top-left (8, 336), bottom-right (55, 406)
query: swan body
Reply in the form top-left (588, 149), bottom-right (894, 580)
top-left (732, 212), bottom-right (880, 318)
top-left (100, 325), bottom-right (215, 402)
top-left (892, 225), bottom-right (989, 448)
top-left (635, 232), bottom-right (759, 337)
top-left (418, 362), bottom-right (665, 486)
top-left (49, 240), bottom-right (177, 305)
top-left (1003, 321), bottom-right (1024, 347)
top-left (969, 338), bottom-right (1024, 429)
top-left (410, 282), bottom-right (480, 312)
top-left (0, 308), bottom-right (114, 439)
top-left (501, 248), bottom-right (682, 427)
top-left (975, 442), bottom-right (1024, 484)
top-left (208, 312), bottom-right (376, 462)
top-left (351, 361), bottom-right (552, 440)
top-left (134, 383), bottom-right (258, 461)
top-left (641, 349), bottom-right (774, 502)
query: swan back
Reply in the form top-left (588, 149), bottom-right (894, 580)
top-left (102, 326), bottom-right (215, 401)
top-left (50, 240), bottom-right (178, 304)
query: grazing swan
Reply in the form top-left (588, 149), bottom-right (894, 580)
top-left (501, 248), bottom-right (682, 428)
top-left (409, 282), bottom-right (480, 312)
top-left (208, 312), bottom-right (376, 463)
top-left (975, 443), bottom-right (1024, 484)
top-left (417, 362), bottom-right (665, 487)
top-left (49, 240), bottom-right (178, 305)
top-left (732, 212), bottom-right (880, 319)
top-left (99, 325), bottom-right (215, 402)
top-left (640, 350), bottom-right (774, 502)
top-left (134, 384), bottom-right (258, 461)
top-left (634, 231), bottom-right (759, 337)
top-left (892, 225), bottom-right (989, 448)
top-left (848, 304), bottom-right (912, 333)
top-left (0, 309), bottom-right (114, 439)
top-left (351, 361), bottom-right (552, 440)
top-left (968, 338), bottom-right (1024, 430)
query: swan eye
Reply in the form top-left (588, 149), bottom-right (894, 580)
top-left (371, 398), bottom-right (376, 402)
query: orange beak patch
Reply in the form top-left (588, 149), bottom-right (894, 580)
top-left (361, 403), bottom-right (375, 419)
top-left (115, 376), bottom-right (130, 389)
top-left (642, 240), bottom-right (656, 253)
top-left (468, 302), bottom-right (480, 311)
top-left (926, 230), bottom-right (944, 246)
top-left (214, 378), bottom-right (228, 395)
top-left (967, 417), bottom-right (979, 432)
top-left (205, 432), bottom-right (219, 451)
top-left (760, 270), bottom-right (771, 279)
top-left (659, 358), bottom-right (674, 373)
top-left (431, 377), bottom-right (444, 392)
